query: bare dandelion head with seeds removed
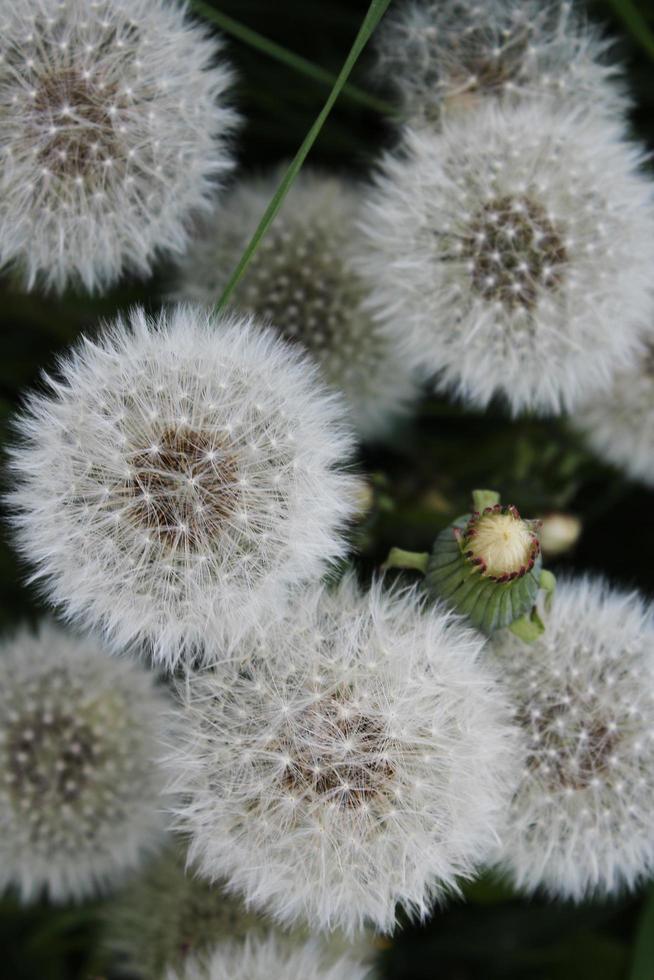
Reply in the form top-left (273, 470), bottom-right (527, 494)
top-left (0, 623), bottom-right (168, 903)
top-left (0, 0), bottom-right (238, 293)
top-left (8, 306), bottom-right (358, 668)
top-left (166, 576), bottom-right (518, 936)
top-left (491, 577), bottom-right (654, 899)
top-left (177, 169), bottom-right (419, 440)
top-left (358, 101), bottom-right (654, 414)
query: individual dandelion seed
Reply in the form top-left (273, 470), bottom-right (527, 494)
top-left (165, 575), bottom-right (518, 936)
top-left (176, 170), bottom-right (419, 440)
top-left (491, 577), bottom-right (654, 899)
top-left (7, 305), bottom-right (357, 668)
top-left (165, 934), bottom-right (374, 980)
top-left (358, 102), bottom-right (654, 415)
top-left (0, 622), bottom-right (168, 903)
top-left (575, 345), bottom-right (654, 487)
top-left (104, 845), bottom-right (268, 977)
top-left (373, 0), bottom-right (629, 123)
top-left (0, 0), bottom-right (238, 293)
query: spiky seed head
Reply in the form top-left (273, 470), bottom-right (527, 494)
top-left (165, 934), bottom-right (374, 980)
top-left (575, 345), bottom-right (654, 488)
top-left (491, 577), bottom-right (654, 899)
top-left (7, 305), bottom-right (358, 669)
top-left (373, 0), bottom-right (629, 123)
top-left (166, 576), bottom-right (518, 936)
top-left (462, 505), bottom-right (540, 580)
top-left (176, 170), bottom-right (419, 440)
top-left (358, 102), bottom-right (654, 414)
top-left (104, 845), bottom-right (268, 977)
top-left (0, 0), bottom-right (238, 293)
top-left (0, 623), bottom-right (168, 902)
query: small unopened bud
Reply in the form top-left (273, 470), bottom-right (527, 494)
top-left (539, 513), bottom-right (581, 557)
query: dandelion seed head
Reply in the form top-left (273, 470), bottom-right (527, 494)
top-left (104, 846), bottom-right (267, 977)
top-left (359, 102), bottom-right (654, 414)
top-left (575, 344), bottom-right (654, 487)
top-left (8, 306), bottom-right (357, 668)
top-left (374, 0), bottom-right (629, 123)
top-left (0, 0), bottom-right (238, 292)
top-left (0, 623), bottom-right (168, 902)
top-left (166, 576), bottom-right (517, 935)
top-left (491, 577), bottom-right (654, 898)
top-left (166, 934), bottom-right (373, 980)
top-left (177, 171), bottom-right (418, 439)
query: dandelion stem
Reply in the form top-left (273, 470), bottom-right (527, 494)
top-left (382, 548), bottom-right (430, 575)
top-left (215, 0), bottom-right (392, 312)
top-left (189, 2), bottom-right (395, 115)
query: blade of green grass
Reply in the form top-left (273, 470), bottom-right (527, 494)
top-left (215, 0), bottom-right (392, 312)
top-left (629, 884), bottom-right (654, 980)
top-left (604, 0), bottom-right (654, 60)
top-left (189, 1), bottom-right (395, 116)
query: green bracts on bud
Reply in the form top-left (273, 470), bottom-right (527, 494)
top-left (425, 492), bottom-right (543, 635)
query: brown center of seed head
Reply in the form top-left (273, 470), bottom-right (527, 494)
top-left (126, 427), bottom-right (240, 551)
top-left (33, 67), bottom-right (123, 178)
top-left (519, 692), bottom-right (621, 793)
top-left (277, 689), bottom-right (395, 811)
top-left (463, 195), bottom-right (567, 310)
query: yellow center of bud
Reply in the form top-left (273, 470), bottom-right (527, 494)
top-left (467, 512), bottom-right (535, 578)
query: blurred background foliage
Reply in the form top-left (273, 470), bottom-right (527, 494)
top-left (2, 1), bottom-right (654, 977)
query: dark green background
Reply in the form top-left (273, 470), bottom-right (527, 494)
top-left (2, 1), bottom-right (654, 977)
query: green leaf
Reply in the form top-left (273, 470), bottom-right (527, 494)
top-left (189, 2), bottom-right (394, 115)
top-left (629, 883), bottom-right (654, 980)
top-left (603, 0), bottom-right (654, 61)
top-left (214, 0), bottom-right (393, 311)
top-left (509, 608), bottom-right (546, 643)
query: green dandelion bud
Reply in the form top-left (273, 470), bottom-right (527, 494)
top-left (425, 490), bottom-right (544, 634)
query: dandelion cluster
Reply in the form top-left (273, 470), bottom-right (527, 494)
top-left (177, 170), bottom-right (418, 439)
top-left (8, 305), bottom-right (357, 667)
top-left (3, 0), bottom-right (654, 971)
top-left (0, 0), bottom-right (238, 292)
top-left (167, 576), bottom-right (517, 935)
top-left (359, 102), bottom-right (654, 414)
top-left (491, 578), bottom-right (654, 898)
top-left (0, 623), bottom-right (168, 902)
top-left (373, 0), bottom-right (628, 122)
top-left (167, 934), bottom-right (373, 980)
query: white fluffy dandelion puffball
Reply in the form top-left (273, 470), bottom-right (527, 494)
top-left (166, 576), bottom-right (518, 936)
top-left (575, 346), bottom-right (654, 487)
top-left (104, 845), bottom-right (267, 978)
top-left (373, 0), bottom-right (628, 123)
top-left (0, 623), bottom-right (168, 903)
top-left (8, 306), bottom-right (357, 668)
top-left (491, 577), bottom-right (654, 899)
top-left (0, 0), bottom-right (238, 293)
top-left (359, 102), bottom-right (654, 415)
top-left (166, 934), bottom-right (373, 980)
top-left (176, 169), bottom-right (419, 440)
